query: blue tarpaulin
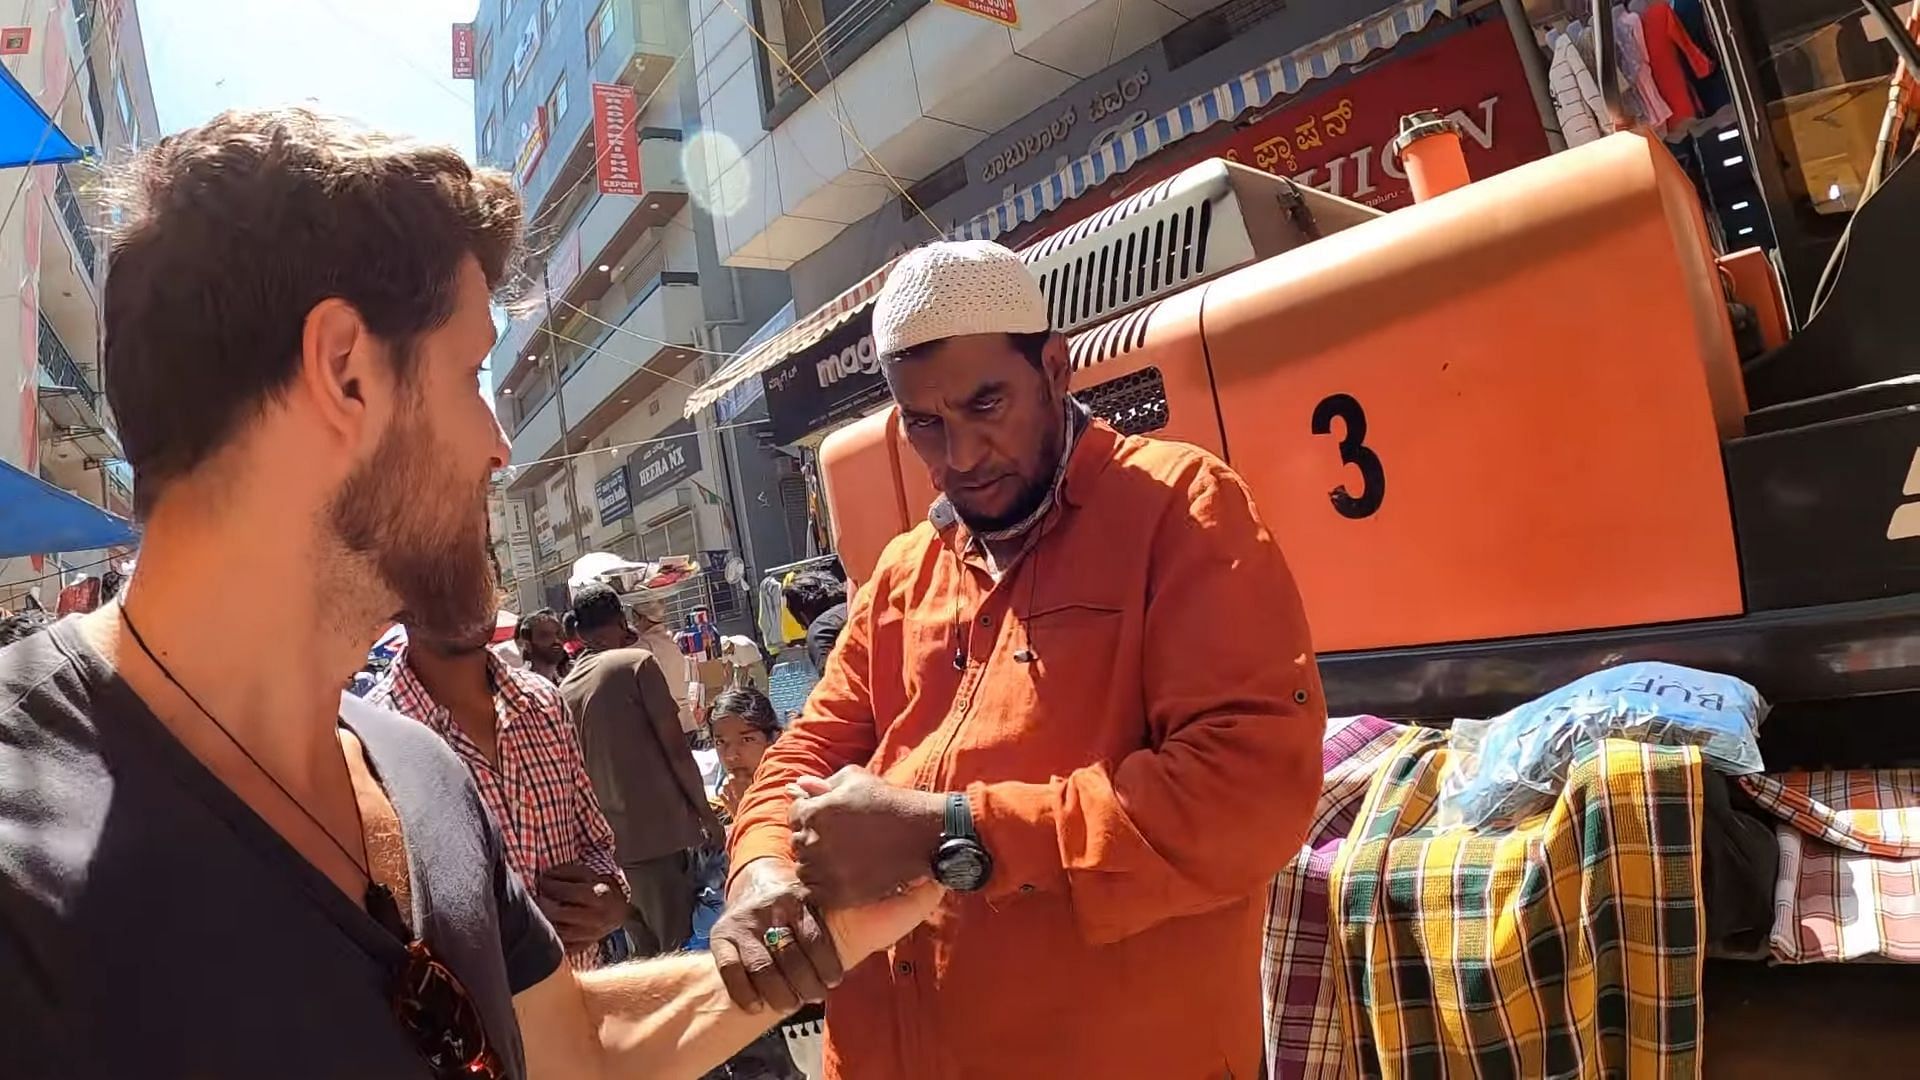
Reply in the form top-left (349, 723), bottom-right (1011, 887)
top-left (0, 60), bottom-right (84, 168)
top-left (0, 458), bottom-right (135, 557)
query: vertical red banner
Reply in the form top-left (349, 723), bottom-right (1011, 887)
top-left (451, 23), bottom-right (475, 79)
top-left (592, 82), bottom-right (642, 197)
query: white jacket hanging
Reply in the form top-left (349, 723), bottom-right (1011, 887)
top-left (1548, 32), bottom-right (1607, 147)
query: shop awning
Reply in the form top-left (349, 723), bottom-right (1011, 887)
top-left (683, 257), bottom-right (897, 419)
top-left (0, 62), bottom-right (85, 168)
top-left (950, 0), bottom-right (1455, 244)
top-left (0, 458), bottom-right (136, 557)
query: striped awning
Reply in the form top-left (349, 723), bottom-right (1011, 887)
top-left (684, 256), bottom-right (899, 418)
top-left (950, 0), bottom-right (1455, 243)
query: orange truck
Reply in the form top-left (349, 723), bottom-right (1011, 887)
top-left (816, 131), bottom-right (1920, 741)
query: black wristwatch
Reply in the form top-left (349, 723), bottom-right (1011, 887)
top-left (932, 791), bottom-right (993, 892)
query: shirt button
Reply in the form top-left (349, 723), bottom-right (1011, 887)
top-left (896, 961), bottom-right (914, 975)
top-left (978, 615), bottom-right (992, 626)
top-left (1019, 883), bottom-right (1035, 894)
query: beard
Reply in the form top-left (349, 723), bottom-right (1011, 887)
top-left (328, 404), bottom-right (498, 645)
top-left (948, 395), bottom-right (1067, 534)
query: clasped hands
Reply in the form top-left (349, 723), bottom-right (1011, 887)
top-left (710, 768), bottom-right (947, 1012)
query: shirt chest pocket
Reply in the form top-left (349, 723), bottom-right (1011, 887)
top-left (973, 600), bottom-right (1136, 764)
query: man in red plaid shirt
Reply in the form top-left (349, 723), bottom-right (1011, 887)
top-left (372, 618), bottom-right (630, 968)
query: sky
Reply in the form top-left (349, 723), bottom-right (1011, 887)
top-left (141, 0), bottom-right (479, 154)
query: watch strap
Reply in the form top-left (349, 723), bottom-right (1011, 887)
top-left (944, 791), bottom-right (975, 840)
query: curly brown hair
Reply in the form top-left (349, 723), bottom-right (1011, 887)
top-left (103, 107), bottom-right (525, 517)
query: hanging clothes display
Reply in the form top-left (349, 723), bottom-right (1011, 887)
top-left (1738, 768), bottom-right (1920, 964)
top-left (1670, 0), bottom-right (1732, 118)
top-left (55, 575), bottom-right (100, 616)
top-left (1548, 29), bottom-right (1608, 146)
top-left (1613, 5), bottom-right (1674, 135)
top-left (1329, 733), bottom-right (1707, 1079)
top-left (1261, 715), bottom-right (1409, 1080)
top-left (1639, 0), bottom-right (1715, 125)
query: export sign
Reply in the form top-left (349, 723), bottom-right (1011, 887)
top-left (759, 307), bottom-right (887, 445)
top-left (936, 0), bottom-right (1017, 28)
top-left (451, 23), bottom-right (475, 79)
top-left (1008, 21), bottom-right (1549, 242)
top-left (593, 82), bottom-right (643, 196)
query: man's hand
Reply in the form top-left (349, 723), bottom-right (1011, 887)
top-left (710, 855), bottom-right (844, 1013)
top-left (719, 772), bottom-right (753, 816)
top-left (698, 802), bottom-right (728, 850)
top-left (790, 767), bottom-right (945, 908)
top-left (536, 862), bottom-right (626, 951)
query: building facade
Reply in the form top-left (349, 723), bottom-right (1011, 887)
top-left (0, 0), bottom-right (157, 613)
top-left (468, 0), bottom-right (805, 632)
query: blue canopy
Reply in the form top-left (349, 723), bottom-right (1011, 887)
top-left (0, 458), bottom-right (135, 557)
top-left (0, 60), bottom-right (84, 168)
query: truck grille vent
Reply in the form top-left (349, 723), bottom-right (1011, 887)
top-left (1033, 199), bottom-right (1212, 335)
top-left (1076, 366), bottom-right (1170, 435)
top-left (1068, 300), bottom-right (1160, 370)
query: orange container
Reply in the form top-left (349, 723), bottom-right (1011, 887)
top-left (823, 134), bottom-right (1748, 651)
top-left (1390, 111), bottom-right (1473, 202)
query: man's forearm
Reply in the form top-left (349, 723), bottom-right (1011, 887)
top-left (549, 883), bottom-right (940, 1079)
top-left (575, 952), bottom-right (772, 1080)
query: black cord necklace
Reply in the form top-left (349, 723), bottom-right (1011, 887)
top-left (117, 603), bottom-right (409, 939)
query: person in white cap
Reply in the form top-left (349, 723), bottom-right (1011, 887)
top-left (714, 239), bottom-right (1327, 1079)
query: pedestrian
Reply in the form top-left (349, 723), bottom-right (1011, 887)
top-left (371, 615), bottom-right (628, 969)
top-left (514, 607), bottom-right (571, 684)
top-left (0, 105), bottom-right (934, 1078)
top-left (781, 570), bottom-right (847, 674)
top-left (561, 581), bottom-right (726, 958)
top-left (630, 587), bottom-right (695, 731)
top-left (712, 240), bottom-right (1327, 1078)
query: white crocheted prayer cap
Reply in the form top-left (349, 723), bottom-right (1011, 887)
top-left (872, 240), bottom-right (1051, 357)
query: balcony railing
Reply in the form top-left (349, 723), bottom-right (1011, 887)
top-left (54, 170), bottom-right (96, 278)
top-left (38, 313), bottom-right (96, 410)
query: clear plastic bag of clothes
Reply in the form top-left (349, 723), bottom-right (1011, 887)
top-left (1435, 662), bottom-right (1768, 832)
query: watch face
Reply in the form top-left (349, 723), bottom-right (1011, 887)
top-left (934, 839), bottom-right (992, 892)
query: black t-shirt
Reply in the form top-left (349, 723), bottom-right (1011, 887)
top-left (805, 602), bottom-right (850, 675)
top-left (0, 620), bottom-right (564, 1078)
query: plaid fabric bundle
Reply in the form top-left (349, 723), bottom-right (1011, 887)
top-left (1263, 715), bottom-right (1410, 1080)
top-left (1738, 769), bottom-right (1920, 963)
top-left (1330, 733), bottom-right (1706, 1079)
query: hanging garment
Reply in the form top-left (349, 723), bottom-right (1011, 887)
top-left (1640, 0), bottom-right (1714, 124)
top-left (1261, 715), bottom-right (1409, 1080)
top-left (1614, 7), bottom-right (1675, 134)
top-left (1738, 769), bottom-right (1920, 964)
top-left (1571, 20), bottom-right (1653, 133)
top-left (1548, 31), bottom-right (1608, 147)
top-left (1671, 0), bottom-right (1731, 116)
top-left (1330, 733), bottom-right (1707, 1079)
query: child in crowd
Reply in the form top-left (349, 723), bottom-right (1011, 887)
top-left (699, 687), bottom-right (823, 1080)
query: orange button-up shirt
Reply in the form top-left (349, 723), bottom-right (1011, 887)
top-left (730, 421), bottom-right (1326, 1080)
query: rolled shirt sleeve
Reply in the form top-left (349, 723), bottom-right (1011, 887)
top-left (969, 462), bottom-right (1327, 945)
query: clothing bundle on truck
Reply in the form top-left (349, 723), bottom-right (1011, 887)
top-left (1260, 662), bottom-right (1920, 1078)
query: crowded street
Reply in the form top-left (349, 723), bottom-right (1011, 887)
top-left (2, 0), bottom-right (1919, 1076)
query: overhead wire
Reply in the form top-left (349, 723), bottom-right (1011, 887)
top-left (500, 416), bottom-right (769, 473)
top-left (710, 0), bottom-right (944, 238)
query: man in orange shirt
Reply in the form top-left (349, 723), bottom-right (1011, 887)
top-left (712, 240), bottom-right (1327, 1078)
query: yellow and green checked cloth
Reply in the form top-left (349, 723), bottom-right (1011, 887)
top-left (1328, 731), bottom-right (1705, 1079)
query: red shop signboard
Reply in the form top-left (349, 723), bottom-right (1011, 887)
top-left (1011, 20), bottom-right (1550, 245)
